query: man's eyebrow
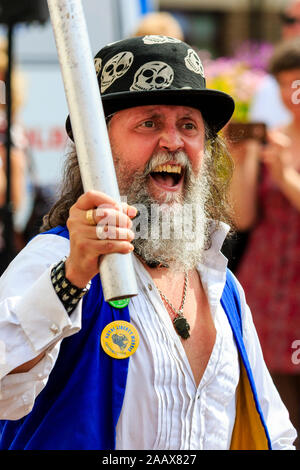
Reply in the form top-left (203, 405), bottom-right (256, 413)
top-left (134, 111), bottom-right (162, 120)
top-left (129, 108), bottom-right (201, 121)
top-left (180, 112), bottom-right (196, 119)
top-left (140, 112), bottom-right (197, 119)
top-left (180, 108), bottom-right (202, 118)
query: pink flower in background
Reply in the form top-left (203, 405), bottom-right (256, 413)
top-left (234, 41), bottom-right (274, 71)
top-left (202, 41), bottom-right (273, 122)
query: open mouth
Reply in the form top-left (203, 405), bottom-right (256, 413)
top-left (150, 163), bottom-right (184, 190)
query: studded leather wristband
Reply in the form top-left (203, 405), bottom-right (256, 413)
top-left (51, 257), bottom-right (91, 314)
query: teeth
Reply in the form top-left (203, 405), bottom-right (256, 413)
top-left (152, 164), bottom-right (182, 174)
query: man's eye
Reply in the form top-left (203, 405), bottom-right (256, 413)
top-left (141, 120), bottom-right (155, 128)
top-left (183, 122), bottom-right (196, 130)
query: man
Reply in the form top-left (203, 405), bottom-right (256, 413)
top-left (0, 36), bottom-right (296, 450)
top-left (250, 0), bottom-right (300, 127)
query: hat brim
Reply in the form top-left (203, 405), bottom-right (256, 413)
top-left (65, 88), bottom-right (234, 139)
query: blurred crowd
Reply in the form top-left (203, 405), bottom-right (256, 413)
top-left (0, 38), bottom-right (56, 275)
top-left (0, 1), bottom-right (300, 448)
top-left (226, 1), bottom-right (300, 448)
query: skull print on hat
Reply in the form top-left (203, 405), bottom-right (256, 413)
top-left (142, 35), bottom-right (182, 45)
top-left (185, 49), bottom-right (205, 77)
top-left (130, 61), bottom-right (174, 91)
top-left (94, 58), bottom-right (102, 76)
top-left (101, 52), bottom-right (134, 93)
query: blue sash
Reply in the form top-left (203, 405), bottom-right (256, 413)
top-left (0, 226), bottom-right (271, 449)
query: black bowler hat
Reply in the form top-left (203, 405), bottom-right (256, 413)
top-left (66, 35), bottom-right (235, 138)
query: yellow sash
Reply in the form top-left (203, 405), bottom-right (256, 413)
top-left (230, 360), bottom-right (270, 450)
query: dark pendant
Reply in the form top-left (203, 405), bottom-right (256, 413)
top-left (173, 316), bottom-right (190, 339)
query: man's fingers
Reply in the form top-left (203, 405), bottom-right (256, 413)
top-left (96, 225), bottom-right (135, 241)
top-left (77, 238), bottom-right (134, 256)
top-left (68, 222), bottom-right (135, 241)
top-left (69, 204), bottom-right (137, 233)
top-left (72, 206), bottom-right (134, 229)
top-left (75, 190), bottom-right (120, 211)
top-left (75, 191), bottom-right (137, 216)
top-left (71, 191), bottom-right (137, 228)
top-left (120, 201), bottom-right (138, 218)
top-left (95, 207), bottom-right (134, 228)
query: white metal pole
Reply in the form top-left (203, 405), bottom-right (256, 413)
top-left (47, 0), bottom-right (137, 301)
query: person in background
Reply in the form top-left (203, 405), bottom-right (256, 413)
top-left (131, 11), bottom-right (184, 40)
top-left (0, 38), bottom-right (28, 274)
top-left (0, 38), bottom-right (27, 210)
top-left (225, 0), bottom-right (300, 272)
top-left (250, 0), bottom-right (300, 128)
top-left (229, 37), bottom-right (300, 448)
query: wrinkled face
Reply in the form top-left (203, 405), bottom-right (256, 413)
top-left (277, 68), bottom-right (300, 117)
top-left (107, 104), bottom-right (209, 271)
top-left (108, 104), bottom-right (206, 203)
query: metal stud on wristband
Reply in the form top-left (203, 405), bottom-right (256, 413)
top-left (51, 257), bottom-right (91, 314)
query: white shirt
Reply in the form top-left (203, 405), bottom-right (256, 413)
top-left (0, 224), bottom-right (296, 450)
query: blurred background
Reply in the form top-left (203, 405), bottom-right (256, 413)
top-left (0, 0), bottom-right (299, 448)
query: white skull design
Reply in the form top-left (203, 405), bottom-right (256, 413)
top-left (143, 35), bottom-right (181, 45)
top-left (94, 58), bottom-right (102, 76)
top-left (184, 49), bottom-right (204, 77)
top-left (130, 61), bottom-right (174, 92)
top-left (101, 51), bottom-right (134, 93)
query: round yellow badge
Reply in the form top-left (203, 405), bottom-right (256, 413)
top-left (100, 320), bottom-right (139, 359)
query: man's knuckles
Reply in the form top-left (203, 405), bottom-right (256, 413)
top-left (97, 226), bottom-right (134, 240)
top-left (76, 190), bottom-right (118, 210)
top-left (95, 208), bottom-right (132, 228)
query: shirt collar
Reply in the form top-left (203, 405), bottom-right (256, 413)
top-left (200, 221), bottom-right (230, 274)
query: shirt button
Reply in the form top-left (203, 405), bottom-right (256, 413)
top-left (22, 394), bottom-right (29, 405)
top-left (50, 323), bottom-right (60, 335)
top-left (148, 283), bottom-right (153, 291)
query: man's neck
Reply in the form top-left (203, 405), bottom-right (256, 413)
top-left (138, 254), bottom-right (193, 285)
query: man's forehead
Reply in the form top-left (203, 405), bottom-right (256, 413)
top-left (115, 104), bottom-right (204, 120)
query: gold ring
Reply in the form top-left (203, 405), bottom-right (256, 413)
top-left (86, 209), bottom-right (95, 226)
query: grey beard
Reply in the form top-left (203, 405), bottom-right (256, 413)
top-left (116, 150), bottom-right (210, 272)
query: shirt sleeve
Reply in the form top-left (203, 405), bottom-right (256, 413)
top-left (0, 233), bottom-right (83, 419)
top-left (234, 274), bottom-right (297, 450)
top-left (0, 342), bottom-right (61, 420)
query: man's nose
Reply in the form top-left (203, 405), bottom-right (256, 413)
top-left (158, 126), bottom-right (184, 152)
